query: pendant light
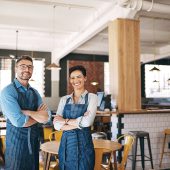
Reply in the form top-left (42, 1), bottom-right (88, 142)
top-left (46, 5), bottom-right (61, 70)
top-left (90, 55), bottom-right (99, 86)
top-left (167, 57), bottom-right (170, 85)
top-left (29, 51), bottom-right (35, 81)
top-left (149, 18), bottom-right (160, 72)
top-left (9, 30), bottom-right (19, 59)
top-left (46, 62), bottom-right (61, 70)
top-left (167, 78), bottom-right (170, 86)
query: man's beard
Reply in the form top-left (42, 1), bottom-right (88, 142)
top-left (19, 73), bottom-right (32, 80)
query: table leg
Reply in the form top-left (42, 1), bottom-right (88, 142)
top-left (43, 152), bottom-right (48, 170)
top-left (46, 153), bottom-right (52, 170)
top-left (113, 151), bottom-right (118, 170)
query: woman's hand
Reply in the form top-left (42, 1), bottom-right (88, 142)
top-left (53, 115), bottom-right (65, 124)
top-left (22, 110), bottom-right (30, 116)
top-left (61, 124), bottom-right (77, 131)
top-left (84, 111), bottom-right (90, 116)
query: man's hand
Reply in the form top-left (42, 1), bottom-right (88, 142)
top-left (22, 103), bottom-right (49, 123)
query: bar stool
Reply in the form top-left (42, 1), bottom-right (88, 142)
top-left (159, 129), bottom-right (170, 168)
top-left (129, 131), bottom-right (154, 170)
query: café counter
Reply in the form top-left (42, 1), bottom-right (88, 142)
top-left (99, 108), bottom-right (170, 168)
top-left (96, 108), bottom-right (170, 115)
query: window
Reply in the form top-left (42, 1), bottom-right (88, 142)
top-left (0, 58), bottom-right (12, 91)
top-left (104, 62), bottom-right (110, 94)
top-left (29, 58), bottom-right (45, 97)
top-left (0, 57), bottom-right (45, 97)
top-left (145, 64), bottom-right (170, 97)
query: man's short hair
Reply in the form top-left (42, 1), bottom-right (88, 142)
top-left (16, 55), bottom-right (33, 65)
top-left (69, 65), bottom-right (86, 77)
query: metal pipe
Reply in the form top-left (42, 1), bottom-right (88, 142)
top-left (117, 0), bottom-right (170, 14)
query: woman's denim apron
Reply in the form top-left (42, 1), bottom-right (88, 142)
top-left (58, 93), bottom-right (95, 170)
top-left (5, 81), bottom-right (40, 170)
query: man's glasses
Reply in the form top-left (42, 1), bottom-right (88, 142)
top-left (17, 64), bottom-right (34, 70)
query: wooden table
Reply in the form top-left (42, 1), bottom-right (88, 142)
top-left (40, 141), bottom-right (60, 170)
top-left (41, 139), bottom-right (121, 170)
top-left (93, 139), bottom-right (122, 170)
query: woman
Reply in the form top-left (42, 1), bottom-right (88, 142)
top-left (53, 65), bottom-right (97, 170)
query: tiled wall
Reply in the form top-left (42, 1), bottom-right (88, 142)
top-left (111, 113), bottom-right (170, 169)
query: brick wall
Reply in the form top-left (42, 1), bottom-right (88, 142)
top-left (68, 60), bottom-right (104, 94)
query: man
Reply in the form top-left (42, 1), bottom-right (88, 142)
top-left (0, 55), bottom-right (51, 170)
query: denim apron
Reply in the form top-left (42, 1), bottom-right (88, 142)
top-left (5, 81), bottom-right (40, 170)
top-left (58, 93), bottom-right (95, 170)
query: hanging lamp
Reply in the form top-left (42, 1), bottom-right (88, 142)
top-left (167, 78), bottom-right (170, 86)
top-left (150, 66), bottom-right (160, 72)
top-left (153, 80), bottom-right (159, 83)
top-left (90, 55), bottom-right (99, 86)
top-left (91, 81), bottom-right (99, 86)
top-left (46, 63), bottom-right (61, 70)
top-left (46, 5), bottom-right (61, 70)
top-left (9, 30), bottom-right (19, 59)
top-left (167, 57), bottom-right (170, 85)
top-left (149, 18), bottom-right (160, 72)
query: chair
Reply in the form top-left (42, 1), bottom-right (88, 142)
top-left (94, 147), bottom-right (112, 170)
top-left (43, 126), bottom-right (53, 142)
top-left (0, 136), bottom-right (5, 166)
top-left (159, 129), bottom-right (170, 168)
top-left (93, 139), bottom-right (122, 170)
top-left (40, 131), bottom-right (62, 170)
top-left (49, 131), bottom-right (63, 142)
top-left (116, 134), bottom-right (134, 170)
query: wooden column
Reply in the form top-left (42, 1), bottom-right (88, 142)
top-left (108, 19), bottom-right (141, 111)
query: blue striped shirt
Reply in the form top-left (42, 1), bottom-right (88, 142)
top-left (0, 78), bottom-right (45, 127)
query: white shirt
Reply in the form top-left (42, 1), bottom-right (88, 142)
top-left (54, 90), bottom-right (97, 130)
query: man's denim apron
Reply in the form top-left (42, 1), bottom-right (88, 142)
top-left (58, 93), bottom-right (95, 170)
top-left (5, 81), bottom-right (40, 170)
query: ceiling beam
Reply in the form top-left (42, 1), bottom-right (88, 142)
top-left (54, 3), bottom-right (138, 60)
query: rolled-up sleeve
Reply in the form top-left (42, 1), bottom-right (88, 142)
top-left (0, 86), bottom-right (27, 127)
top-left (35, 90), bottom-right (52, 124)
top-left (77, 93), bottom-right (97, 128)
top-left (54, 96), bottom-right (66, 130)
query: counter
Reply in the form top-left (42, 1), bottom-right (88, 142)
top-left (109, 109), bottom-right (170, 169)
top-left (97, 109), bottom-right (170, 115)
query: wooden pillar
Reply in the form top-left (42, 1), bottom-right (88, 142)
top-left (108, 19), bottom-right (141, 111)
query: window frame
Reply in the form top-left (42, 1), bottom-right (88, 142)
top-left (0, 49), bottom-right (52, 97)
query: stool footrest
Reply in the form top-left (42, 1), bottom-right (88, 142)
top-left (129, 131), bottom-right (154, 170)
top-left (128, 155), bottom-right (152, 161)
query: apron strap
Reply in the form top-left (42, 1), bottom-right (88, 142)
top-left (66, 97), bottom-right (71, 104)
top-left (84, 93), bottom-right (89, 105)
top-left (65, 93), bottom-right (89, 105)
top-left (27, 128), bottom-right (32, 155)
top-left (12, 80), bottom-right (37, 155)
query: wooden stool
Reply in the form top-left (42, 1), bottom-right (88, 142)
top-left (159, 129), bottom-right (170, 168)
